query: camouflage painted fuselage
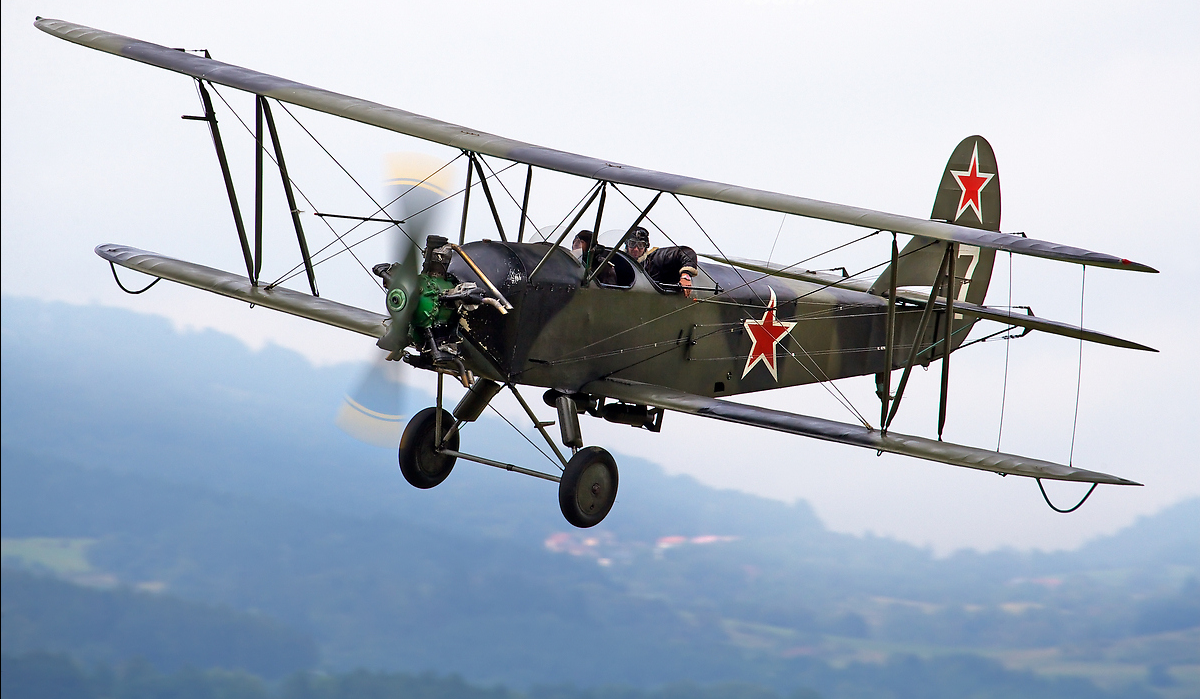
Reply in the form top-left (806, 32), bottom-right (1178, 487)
top-left (448, 240), bottom-right (974, 398)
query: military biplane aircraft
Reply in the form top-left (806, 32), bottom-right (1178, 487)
top-left (38, 18), bottom-right (1157, 527)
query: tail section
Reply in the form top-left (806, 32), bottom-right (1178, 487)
top-left (872, 136), bottom-right (1000, 350)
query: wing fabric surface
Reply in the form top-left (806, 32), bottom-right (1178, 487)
top-left (583, 378), bottom-right (1140, 486)
top-left (703, 254), bottom-right (1155, 352)
top-left (38, 18), bottom-right (1154, 274)
top-left (97, 244), bottom-right (389, 338)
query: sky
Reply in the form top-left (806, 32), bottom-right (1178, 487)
top-left (3, 0), bottom-right (1198, 554)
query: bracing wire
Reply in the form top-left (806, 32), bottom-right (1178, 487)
top-left (767, 214), bottom-right (787, 266)
top-left (1068, 265), bottom-right (1086, 466)
top-left (575, 187), bottom-right (881, 427)
top-left (477, 155), bottom-right (540, 237)
top-left (487, 404), bottom-right (560, 469)
top-left (205, 85), bottom-right (383, 291)
top-left (272, 156), bottom-right (486, 286)
top-left (272, 154), bottom-right (465, 285)
top-left (997, 251), bottom-right (1013, 451)
top-left (543, 227), bottom-right (916, 369)
top-left (668, 192), bottom-right (874, 428)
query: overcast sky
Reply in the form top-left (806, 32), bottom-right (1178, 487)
top-left (3, 0), bottom-right (1197, 554)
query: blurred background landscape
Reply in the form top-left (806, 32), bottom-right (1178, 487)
top-left (3, 296), bottom-right (1197, 697)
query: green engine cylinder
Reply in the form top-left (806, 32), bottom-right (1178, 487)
top-left (410, 274), bottom-right (457, 336)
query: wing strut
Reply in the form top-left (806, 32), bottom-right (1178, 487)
top-left (260, 96), bottom-right (319, 295)
top-left (878, 233), bottom-right (899, 433)
top-left (517, 166), bottom-right (533, 243)
top-left (587, 192), bottom-right (663, 287)
top-left (470, 154), bottom-right (508, 242)
top-left (937, 243), bottom-right (957, 440)
top-left (186, 78), bottom-right (256, 284)
top-left (885, 244), bottom-right (952, 430)
top-left (530, 183), bottom-right (604, 280)
top-left (183, 76), bottom-right (320, 295)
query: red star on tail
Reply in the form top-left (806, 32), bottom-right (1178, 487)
top-left (742, 288), bottom-right (797, 380)
top-left (950, 142), bottom-right (995, 224)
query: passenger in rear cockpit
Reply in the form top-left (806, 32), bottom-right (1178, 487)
top-left (572, 230), bottom-right (618, 286)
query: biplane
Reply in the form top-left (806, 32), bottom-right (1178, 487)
top-left (38, 18), bottom-right (1157, 527)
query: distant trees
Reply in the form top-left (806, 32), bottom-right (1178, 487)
top-left (1, 652), bottom-right (1158, 699)
top-left (1, 569), bottom-right (317, 678)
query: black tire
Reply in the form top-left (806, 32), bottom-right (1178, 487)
top-left (398, 407), bottom-right (458, 489)
top-left (558, 446), bottom-right (618, 528)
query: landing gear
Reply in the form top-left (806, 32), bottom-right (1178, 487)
top-left (398, 407), bottom-right (458, 489)
top-left (400, 381), bottom-right (620, 528)
top-left (558, 447), bottom-right (619, 528)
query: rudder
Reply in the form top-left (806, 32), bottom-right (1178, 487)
top-left (871, 136), bottom-right (1001, 351)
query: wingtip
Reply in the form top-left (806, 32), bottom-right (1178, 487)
top-left (1120, 259), bottom-right (1159, 273)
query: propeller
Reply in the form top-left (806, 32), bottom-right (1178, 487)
top-left (335, 153), bottom-right (456, 446)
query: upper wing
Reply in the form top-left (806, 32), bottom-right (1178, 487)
top-left (97, 244), bottom-right (389, 338)
top-left (583, 377), bottom-right (1140, 486)
top-left (703, 254), bottom-right (1156, 352)
top-left (38, 17), bottom-right (1154, 274)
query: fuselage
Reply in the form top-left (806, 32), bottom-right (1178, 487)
top-left (449, 240), bottom-right (965, 397)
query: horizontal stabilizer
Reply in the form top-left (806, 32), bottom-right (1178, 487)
top-left (703, 254), bottom-right (1155, 352)
top-left (39, 17), bottom-right (1155, 274)
top-left (96, 244), bottom-right (389, 338)
top-left (583, 378), bottom-right (1140, 486)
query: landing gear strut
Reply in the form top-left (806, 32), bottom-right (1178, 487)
top-left (398, 377), bottom-right (620, 528)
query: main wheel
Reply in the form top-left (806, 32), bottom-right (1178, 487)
top-left (398, 407), bottom-right (458, 489)
top-left (558, 447), bottom-right (618, 528)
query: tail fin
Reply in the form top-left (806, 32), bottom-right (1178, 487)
top-left (871, 136), bottom-right (1000, 350)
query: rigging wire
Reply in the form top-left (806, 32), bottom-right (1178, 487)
top-left (534, 181), bottom-right (604, 243)
top-left (205, 85), bottom-right (383, 291)
top-left (273, 153), bottom-right (465, 286)
top-left (272, 158), bottom-right (515, 287)
top-left (543, 227), bottom-right (914, 367)
top-left (487, 404), bottom-right (560, 470)
top-left (560, 237), bottom-right (950, 430)
top-left (997, 251), bottom-right (1013, 451)
top-left (669, 192), bottom-right (873, 428)
top-left (572, 187), bottom-right (889, 427)
top-left (766, 214), bottom-right (787, 266)
top-left (477, 155), bottom-right (540, 237)
top-left (1069, 265), bottom-right (1086, 466)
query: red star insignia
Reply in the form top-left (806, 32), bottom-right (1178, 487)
top-left (742, 288), bottom-right (796, 380)
top-left (949, 142), bottom-right (995, 223)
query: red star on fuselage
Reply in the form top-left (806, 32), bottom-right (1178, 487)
top-left (742, 288), bottom-right (797, 380)
top-left (949, 142), bottom-right (995, 224)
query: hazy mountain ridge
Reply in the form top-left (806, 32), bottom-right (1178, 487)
top-left (2, 296), bottom-right (1196, 694)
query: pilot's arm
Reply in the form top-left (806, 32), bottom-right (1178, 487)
top-left (641, 245), bottom-right (700, 297)
top-left (666, 246), bottom-right (700, 298)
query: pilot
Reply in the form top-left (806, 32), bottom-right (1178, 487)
top-left (572, 230), bottom-right (618, 285)
top-left (623, 227), bottom-right (699, 298)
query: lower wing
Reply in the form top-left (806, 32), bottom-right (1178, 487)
top-left (97, 244), bottom-right (389, 338)
top-left (583, 377), bottom-right (1140, 486)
